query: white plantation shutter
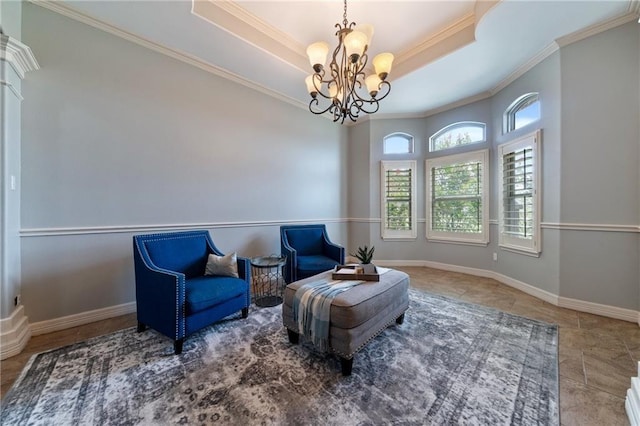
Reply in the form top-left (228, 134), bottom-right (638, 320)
top-left (503, 148), bottom-right (534, 238)
top-left (498, 130), bottom-right (541, 255)
top-left (381, 161), bottom-right (417, 239)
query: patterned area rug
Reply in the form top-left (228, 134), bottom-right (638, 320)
top-left (1, 289), bottom-right (559, 425)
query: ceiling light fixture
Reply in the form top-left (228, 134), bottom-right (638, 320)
top-left (305, 0), bottom-right (394, 124)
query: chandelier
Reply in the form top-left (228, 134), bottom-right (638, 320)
top-left (305, 0), bottom-right (394, 124)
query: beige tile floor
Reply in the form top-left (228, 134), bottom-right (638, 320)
top-left (1, 267), bottom-right (635, 425)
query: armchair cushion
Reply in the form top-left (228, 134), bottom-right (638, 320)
top-left (297, 255), bottom-right (341, 278)
top-left (143, 235), bottom-right (208, 279)
top-left (205, 252), bottom-right (239, 278)
top-left (285, 229), bottom-right (324, 256)
top-left (185, 276), bottom-right (249, 314)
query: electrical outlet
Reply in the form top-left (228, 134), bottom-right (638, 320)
top-left (492, 252), bottom-right (498, 262)
top-left (14, 294), bottom-right (21, 306)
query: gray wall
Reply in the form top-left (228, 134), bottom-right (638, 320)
top-left (348, 22), bottom-right (639, 310)
top-left (558, 22), bottom-right (640, 309)
top-left (13, 4), bottom-right (640, 325)
top-left (19, 4), bottom-right (348, 323)
top-left (346, 122), bottom-right (371, 253)
top-left (0, 0), bottom-right (21, 38)
top-left (491, 52), bottom-right (562, 296)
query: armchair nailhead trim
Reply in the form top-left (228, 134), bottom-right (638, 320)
top-left (136, 232), bottom-right (205, 340)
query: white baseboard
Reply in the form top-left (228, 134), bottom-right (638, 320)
top-left (376, 259), bottom-right (638, 324)
top-left (30, 302), bottom-right (137, 336)
top-left (558, 296), bottom-right (638, 323)
top-left (0, 305), bottom-right (32, 360)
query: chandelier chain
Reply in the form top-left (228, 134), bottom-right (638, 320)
top-left (343, 0), bottom-right (348, 27)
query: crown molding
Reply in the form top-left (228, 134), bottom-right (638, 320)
top-left (490, 42), bottom-right (559, 95)
top-left (30, 0), bottom-right (307, 113)
top-left (397, 13), bottom-right (476, 62)
top-left (0, 34), bottom-right (40, 79)
top-left (191, 0), bottom-right (308, 73)
top-left (393, 13), bottom-right (477, 79)
top-left (372, 90), bottom-right (492, 121)
top-left (422, 91), bottom-right (493, 118)
top-left (556, 10), bottom-right (640, 47)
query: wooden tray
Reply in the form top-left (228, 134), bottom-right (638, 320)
top-left (331, 265), bottom-right (380, 282)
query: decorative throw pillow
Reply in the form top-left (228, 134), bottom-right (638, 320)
top-left (204, 252), bottom-right (239, 278)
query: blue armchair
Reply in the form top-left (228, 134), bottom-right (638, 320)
top-left (280, 224), bottom-right (345, 283)
top-left (133, 230), bottom-right (250, 354)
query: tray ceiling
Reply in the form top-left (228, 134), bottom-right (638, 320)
top-left (51, 0), bottom-right (638, 118)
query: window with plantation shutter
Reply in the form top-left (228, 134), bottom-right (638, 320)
top-left (381, 160), bottom-right (417, 239)
top-left (426, 150), bottom-right (489, 244)
top-left (498, 130), bottom-right (541, 255)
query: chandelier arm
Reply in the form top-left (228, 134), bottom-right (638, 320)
top-left (373, 81), bottom-right (392, 101)
top-left (345, 94), bottom-right (379, 115)
top-left (312, 75), bottom-right (341, 101)
top-left (309, 98), bottom-right (337, 116)
top-left (310, 70), bottom-right (326, 98)
top-left (347, 101), bottom-right (362, 122)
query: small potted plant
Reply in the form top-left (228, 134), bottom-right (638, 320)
top-left (350, 245), bottom-right (376, 274)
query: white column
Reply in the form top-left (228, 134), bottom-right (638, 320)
top-left (0, 33), bottom-right (39, 359)
top-left (627, 361), bottom-right (640, 425)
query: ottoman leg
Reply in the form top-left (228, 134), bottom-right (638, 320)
top-left (340, 357), bottom-right (353, 376)
top-left (287, 328), bottom-right (299, 344)
top-left (396, 313), bottom-right (405, 325)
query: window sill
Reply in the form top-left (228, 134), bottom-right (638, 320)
top-left (426, 237), bottom-right (489, 247)
top-left (499, 244), bottom-right (541, 258)
top-left (381, 237), bottom-right (418, 242)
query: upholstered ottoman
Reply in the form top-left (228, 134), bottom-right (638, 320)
top-left (282, 268), bottom-right (409, 375)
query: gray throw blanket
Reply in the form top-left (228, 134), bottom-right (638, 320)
top-left (292, 279), bottom-right (362, 352)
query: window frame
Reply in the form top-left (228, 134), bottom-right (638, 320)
top-left (425, 149), bottom-right (489, 245)
top-left (383, 132), bottom-right (414, 155)
top-left (503, 92), bottom-right (540, 134)
top-left (498, 129), bottom-right (542, 256)
top-left (380, 160), bottom-right (417, 240)
top-left (429, 121), bottom-right (486, 152)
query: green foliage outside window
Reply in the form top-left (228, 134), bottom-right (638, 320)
top-left (431, 160), bottom-right (482, 233)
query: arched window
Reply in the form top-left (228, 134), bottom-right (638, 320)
top-left (429, 121), bottom-right (486, 152)
top-left (383, 132), bottom-right (414, 154)
top-left (503, 93), bottom-right (540, 134)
